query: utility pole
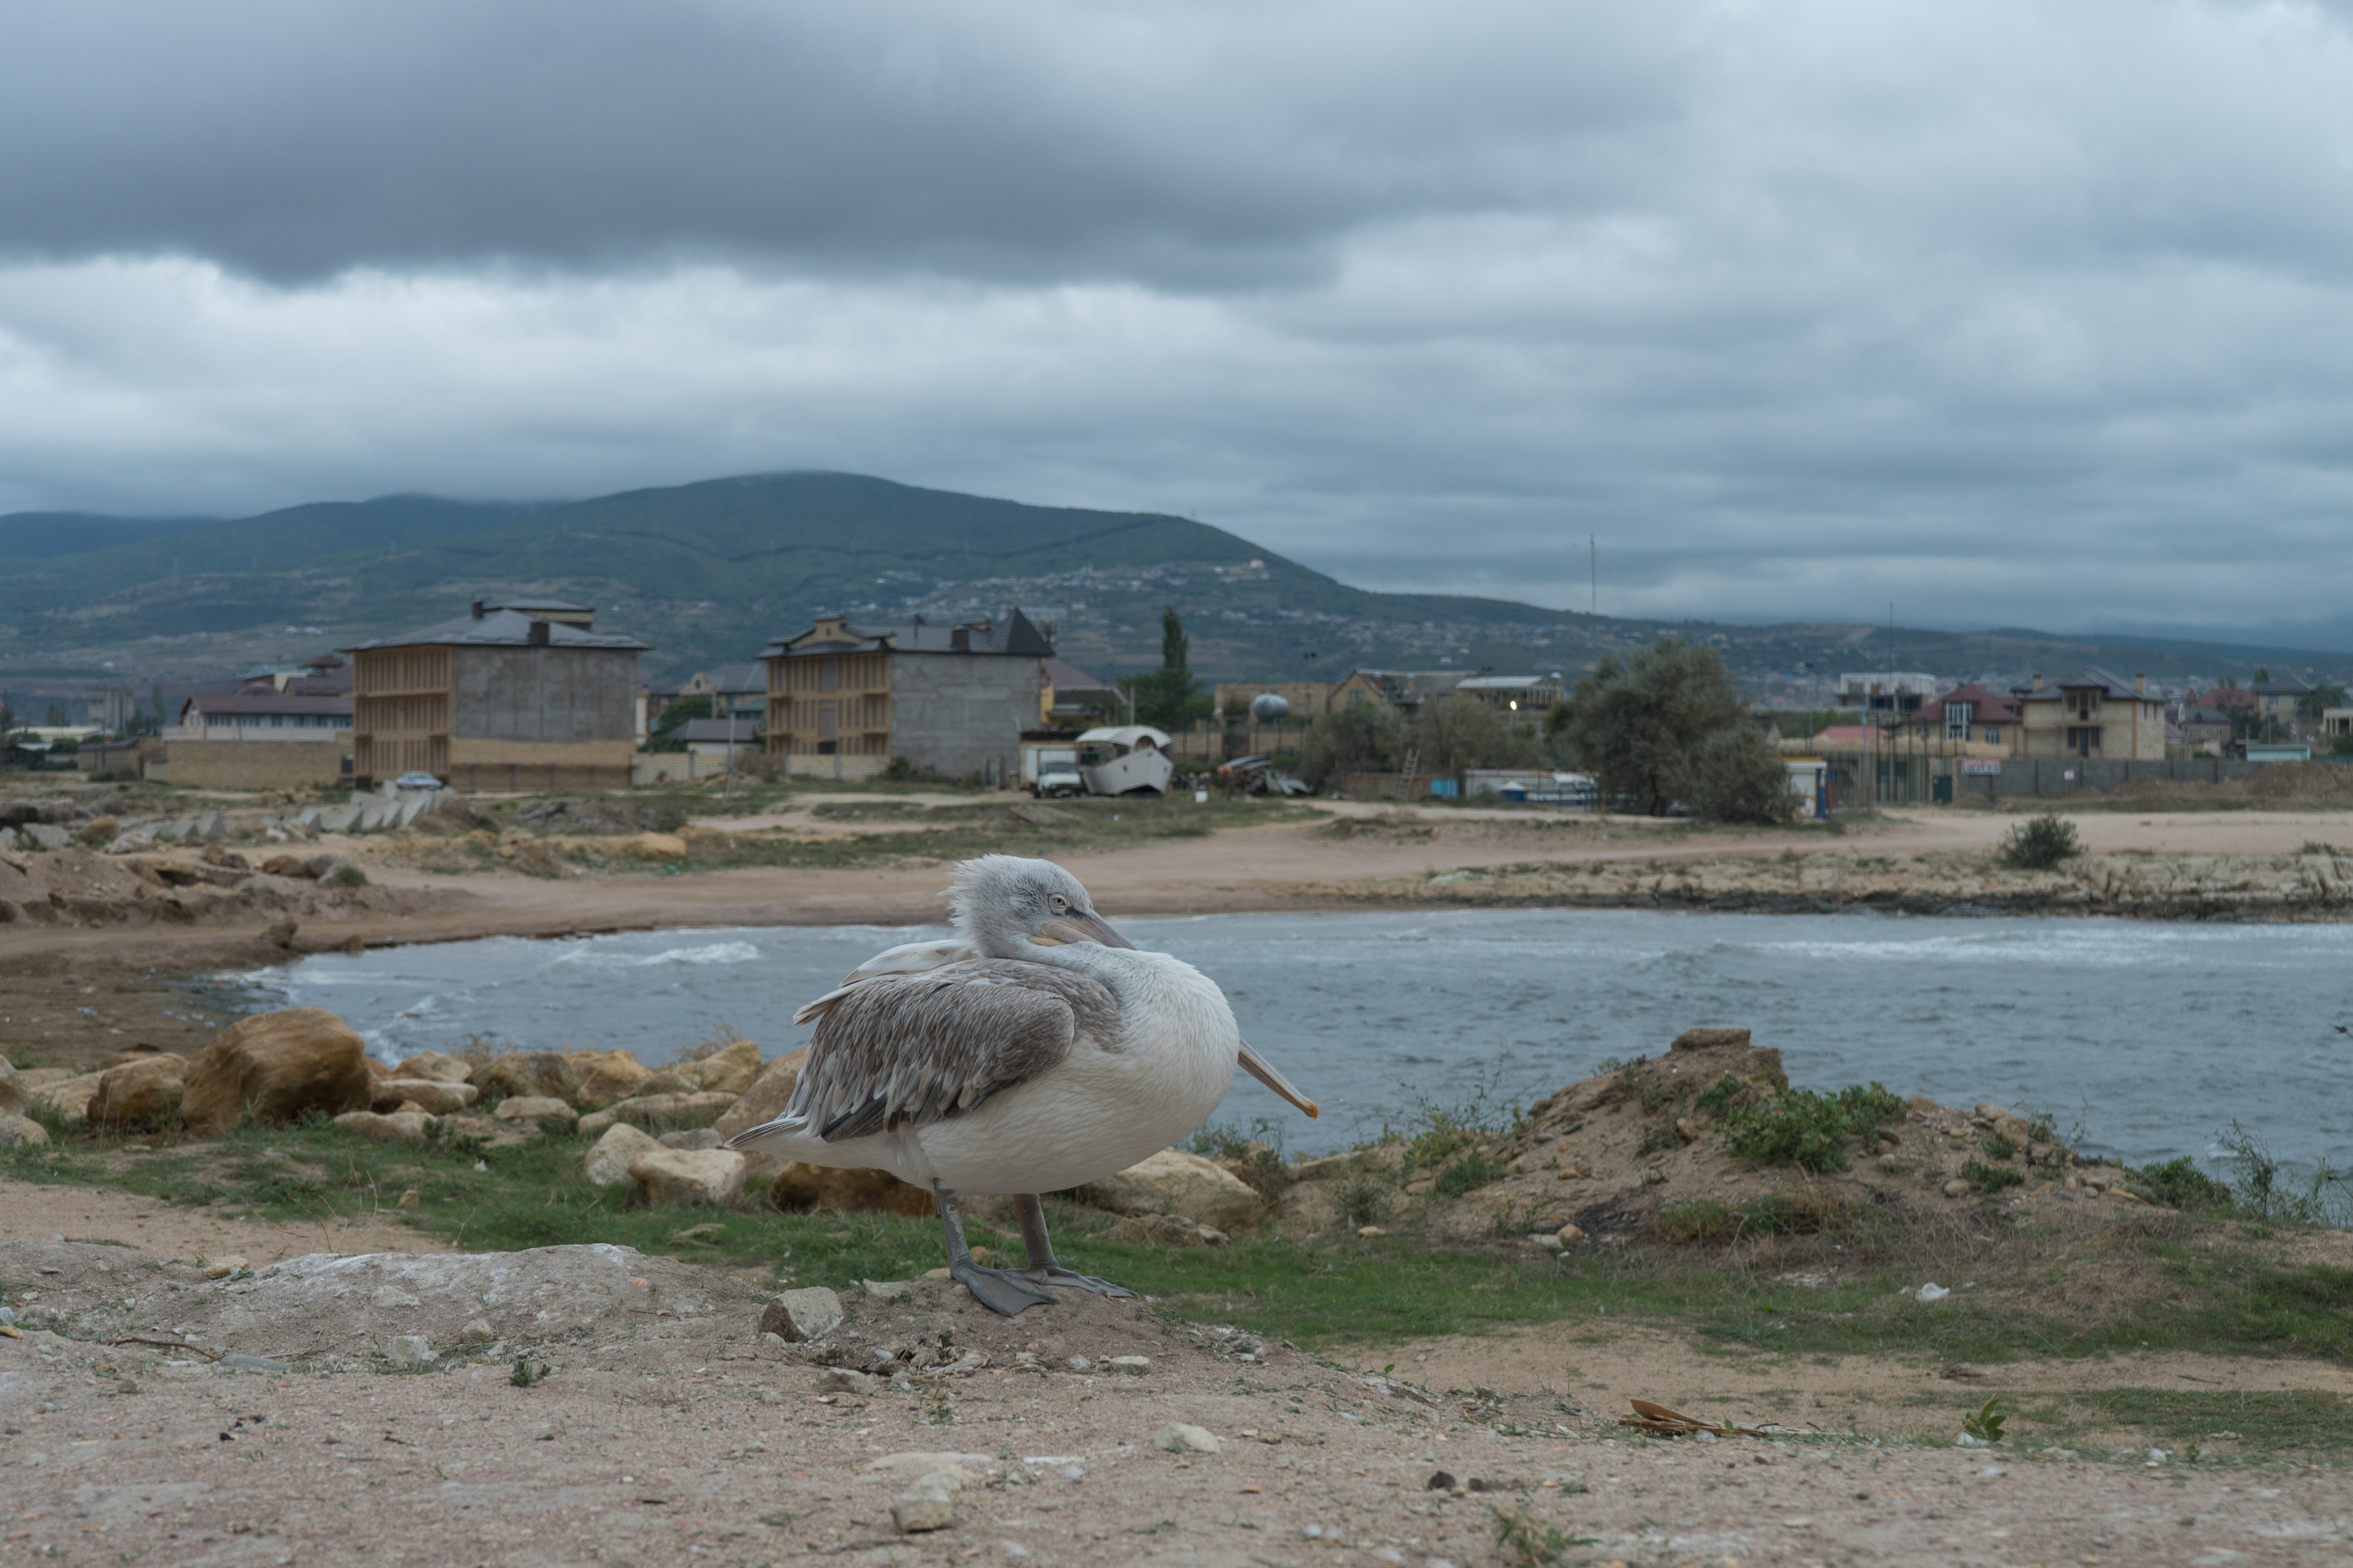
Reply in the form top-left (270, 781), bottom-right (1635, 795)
top-left (1589, 535), bottom-right (1596, 617)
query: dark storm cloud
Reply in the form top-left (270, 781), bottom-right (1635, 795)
top-left (0, 1), bottom-right (1681, 285)
top-left (5, 0), bottom-right (2353, 641)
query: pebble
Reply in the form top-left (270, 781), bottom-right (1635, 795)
top-left (1154, 1421), bottom-right (1223, 1454)
top-left (201, 1257), bottom-right (248, 1280)
top-left (760, 1286), bottom-right (845, 1343)
top-left (891, 1471), bottom-right (961, 1533)
top-left (1107, 1356), bottom-right (1151, 1375)
top-left (816, 1368), bottom-right (880, 1395)
top-left (385, 1335), bottom-right (436, 1367)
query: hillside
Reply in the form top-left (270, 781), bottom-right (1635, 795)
top-left (1, 470), bottom-right (2346, 694)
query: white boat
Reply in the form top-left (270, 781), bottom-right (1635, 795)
top-left (1075, 726), bottom-right (1175, 796)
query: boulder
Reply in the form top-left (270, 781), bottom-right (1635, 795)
top-left (20, 823), bottom-right (69, 851)
top-left (1292, 1146), bottom-right (1403, 1182)
top-left (1105, 1213), bottom-right (1228, 1247)
top-left (0, 1114), bottom-right (50, 1149)
top-left (582, 1122), bottom-right (662, 1187)
top-left (758, 1286), bottom-right (845, 1342)
top-left (259, 853), bottom-right (320, 878)
top-left (492, 1095), bottom-right (576, 1127)
top-left (30, 1070), bottom-right (109, 1125)
top-left (713, 1048), bottom-right (807, 1141)
top-left (333, 1110), bottom-right (433, 1143)
top-left (180, 1008), bottom-right (375, 1136)
top-left (579, 1090), bottom-right (736, 1133)
top-left (628, 1147), bottom-right (747, 1207)
top-left (1085, 1147), bottom-right (1265, 1232)
top-left (390, 1051), bottom-right (473, 1084)
top-left (0, 1057), bottom-right (23, 1119)
top-left (891, 1472), bottom-right (958, 1534)
top-left (571, 1049), bottom-right (653, 1109)
top-left (623, 832), bottom-right (688, 860)
top-left (659, 1128), bottom-right (722, 1150)
top-left (87, 1054), bottom-right (189, 1131)
top-left (769, 1163), bottom-right (938, 1217)
top-left (678, 1037), bottom-right (763, 1096)
top-left (370, 1079), bottom-right (478, 1115)
top-left (476, 1052), bottom-right (583, 1104)
top-left (635, 1068), bottom-right (698, 1096)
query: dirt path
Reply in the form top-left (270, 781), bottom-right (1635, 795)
top-left (6, 1236), bottom-right (2349, 1568)
top-left (0, 1174), bottom-right (448, 1266)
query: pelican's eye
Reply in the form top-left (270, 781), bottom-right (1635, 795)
top-left (1049, 894), bottom-right (1070, 913)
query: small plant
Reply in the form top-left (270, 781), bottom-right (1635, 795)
top-left (1980, 1133), bottom-right (2019, 1162)
top-left (1654, 1189), bottom-right (1847, 1242)
top-left (1490, 1502), bottom-right (1592, 1568)
top-left (2216, 1121), bottom-right (2350, 1227)
top-left (1336, 1174), bottom-right (1392, 1229)
top-left (1722, 1083), bottom-right (1906, 1172)
top-left (1998, 813), bottom-right (2081, 870)
top-left (510, 1357), bottom-right (550, 1387)
top-left (1185, 1118), bottom-right (1290, 1200)
top-left (1958, 1157), bottom-right (2024, 1192)
top-left (926, 1396), bottom-right (956, 1425)
top-left (320, 863), bottom-right (369, 889)
top-left (1433, 1154), bottom-right (1503, 1198)
top-left (1962, 1397), bottom-right (2007, 1443)
top-left (1693, 1073), bottom-right (1748, 1117)
top-left (2136, 1156), bottom-right (2229, 1212)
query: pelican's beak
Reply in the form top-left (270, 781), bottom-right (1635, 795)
top-left (1239, 1038), bottom-right (1319, 1119)
top-left (1030, 911), bottom-right (1138, 949)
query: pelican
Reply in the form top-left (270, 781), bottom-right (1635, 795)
top-left (725, 854), bottom-right (1318, 1315)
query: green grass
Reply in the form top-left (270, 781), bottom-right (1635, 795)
top-left (1721, 1083), bottom-right (1907, 1172)
top-left (2022, 1388), bottom-right (2353, 1457)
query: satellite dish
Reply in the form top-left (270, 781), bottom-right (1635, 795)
top-left (1250, 692), bottom-right (1290, 723)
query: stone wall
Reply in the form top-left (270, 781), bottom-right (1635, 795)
top-left (888, 653), bottom-right (1041, 783)
top-left (450, 645), bottom-right (637, 745)
top-left (164, 739), bottom-right (350, 790)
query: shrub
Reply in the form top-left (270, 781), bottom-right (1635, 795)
top-left (1980, 1133), bottom-right (2019, 1162)
top-left (320, 863), bottom-right (369, 888)
top-left (2138, 1156), bottom-right (2230, 1212)
top-left (1684, 725), bottom-right (1800, 825)
top-left (1654, 1189), bottom-right (1846, 1242)
top-left (1722, 1083), bottom-right (1906, 1172)
top-left (1958, 1157), bottom-right (2024, 1192)
top-left (1693, 1073), bottom-right (1750, 1117)
top-left (1433, 1154), bottom-right (1503, 1198)
top-left (1999, 813), bottom-right (2081, 870)
top-left (1336, 1175), bottom-right (1392, 1229)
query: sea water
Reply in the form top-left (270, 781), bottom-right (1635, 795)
top-left (246, 907), bottom-right (2353, 1171)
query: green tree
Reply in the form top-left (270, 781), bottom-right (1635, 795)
top-left (2298, 683), bottom-right (2346, 723)
top-left (1300, 700), bottom-right (1404, 788)
top-left (1413, 694), bottom-right (1543, 777)
top-left (1547, 636), bottom-right (1793, 822)
top-left (1118, 606), bottom-right (1212, 730)
top-left (645, 694), bottom-right (722, 753)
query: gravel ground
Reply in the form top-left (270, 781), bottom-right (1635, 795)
top-left (5, 1240), bottom-right (2351, 1567)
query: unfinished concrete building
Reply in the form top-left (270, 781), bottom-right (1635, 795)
top-left (759, 610), bottom-right (1054, 783)
top-left (341, 597), bottom-right (649, 790)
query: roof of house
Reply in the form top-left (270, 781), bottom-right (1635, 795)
top-left (2017, 668), bottom-right (2155, 703)
top-left (481, 596), bottom-right (591, 615)
top-left (1347, 669), bottom-right (1471, 703)
top-left (2190, 686), bottom-right (2257, 709)
top-left (1456, 674), bottom-right (1564, 692)
top-left (1902, 683), bottom-right (2022, 726)
top-left (1810, 725), bottom-right (1884, 745)
top-left (182, 691), bottom-right (353, 718)
top-left (690, 663), bottom-right (767, 694)
top-left (764, 609), bottom-right (1055, 659)
top-left (341, 606), bottom-right (649, 654)
top-left (2252, 675), bottom-right (2315, 696)
top-left (673, 717), bottom-right (761, 743)
top-left (2181, 707), bottom-right (2234, 725)
top-left (1043, 658), bottom-right (1114, 692)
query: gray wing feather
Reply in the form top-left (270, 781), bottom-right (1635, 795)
top-left (785, 959), bottom-right (1121, 1142)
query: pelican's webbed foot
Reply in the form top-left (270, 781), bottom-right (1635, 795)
top-left (1011, 1193), bottom-right (1136, 1299)
top-left (951, 1260), bottom-right (1059, 1315)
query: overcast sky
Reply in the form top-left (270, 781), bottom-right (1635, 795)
top-left (4, 0), bottom-right (2352, 640)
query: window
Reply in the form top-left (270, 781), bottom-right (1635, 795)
top-left (1944, 701), bottom-right (1974, 740)
top-left (1984, 726), bottom-right (2001, 744)
top-left (2065, 726), bottom-right (2103, 756)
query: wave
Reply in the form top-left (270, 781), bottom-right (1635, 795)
top-left (553, 940), bottom-right (763, 969)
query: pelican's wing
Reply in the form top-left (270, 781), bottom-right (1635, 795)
top-left (792, 937), bottom-right (977, 1027)
top-left (783, 959), bottom-right (1120, 1142)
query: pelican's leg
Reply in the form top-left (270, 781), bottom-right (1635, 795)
top-left (934, 1182), bottom-right (1055, 1316)
top-left (1014, 1194), bottom-right (1136, 1299)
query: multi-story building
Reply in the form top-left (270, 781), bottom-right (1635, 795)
top-left (759, 610), bottom-right (1054, 784)
top-left (2014, 670), bottom-right (2168, 760)
top-left (1895, 683), bottom-right (2024, 753)
top-left (2252, 675), bottom-right (2314, 734)
top-left (341, 597), bottom-right (649, 790)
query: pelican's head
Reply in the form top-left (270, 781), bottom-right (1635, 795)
top-left (948, 854), bottom-right (1135, 960)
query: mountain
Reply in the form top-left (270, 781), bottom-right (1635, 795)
top-left (2, 471), bottom-right (2346, 692)
top-left (0, 512), bottom-right (221, 559)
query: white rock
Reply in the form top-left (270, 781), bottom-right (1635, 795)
top-left (1087, 1147), bottom-right (1264, 1232)
top-left (582, 1122), bottom-right (662, 1187)
top-left (1153, 1421), bottom-right (1222, 1453)
top-left (815, 1368), bottom-right (879, 1395)
top-left (759, 1286), bottom-right (844, 1342)
top-left (626, 1146), bottom-right (747, 1207)
top-left (494, 1095), bottom-right (576, 1125)
top-left (891, 1471), bottom-right (959, 1533)
top-left (862, 1278), bottom-right (914, 1302)
top-left (1914, 1283), bottom-right (1951, 1302)
top-left (1106, 1356), bottom-right (1151, 1376)
top-left (386, 1335), bottom-right (436, 1366)
top-left (370, 1286), bottom-right (421, 1308)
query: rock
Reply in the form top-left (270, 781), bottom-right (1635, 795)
top-left (180, 1007), bottom-right (374, 1136)
top-left (759, 1286), bottom-right (846, 1342)
top-left (862, 1278), bottom-right (914, 1302)
top-left (259, 853), bottom-right (320, 878)
top-left (627, 1147), bottom-right (747, 1207)
top-left (332, 1110), bottom-right (433, 1143)
top-left (371, 1079), bottom-right (478, 1115)
top-left (104, 831), bottom-right (160, 855)
top-left (0, 1114), bottom-right (50, 1149)
top-left (1154, 1421), bottom-right (1222, 1453)
top-left (582, 1123), bottom-right (663, 1187)
top-left (585, 1090), bottom-right (738, 1131)
top-left (19, 823), bottom-right (69, 851)
top-left (1942, 1178), bottom-right (1974, 1198)
top-left (1105, 1213), bottom-right (1228, 1247)
top-left (493, 1095), bottom-right (577, 1127)
top-left (385, 1335), bottom-right (436, 1367)
top-left (658, 1128), bottom-right (723, 1150)
top-left (678, 1037), bottom-right (764, 1096)
top-left (0, 1057), bottom-right (23, 1118)
top-left (458, 1318), bottom-right (496, 1344)
top-left (201, 1256), bottom-right (249, 1279)
top-left (1670, 1027), bottom-right (1752, 1051)
top-left (1674, 1117), bottom-right (1702, 1144)
top-left (30, 1070), bottom-right (109, 1125)
top-left (476, 1052), bottom-right (583, 1104)
top-left (1357, 1225), bottom-right (1387, 1238)
top-left (890, 1472), bottom-right (960, 1534)
top-left (1107, 1356), bottom-right (1151, 1375)
top-left (1554, 1224), bottom-right (1586, 1247)
top-left (83, 815), bottom-right (119, 842)
top-left (1292, 1146), bottom-right (1403, 1182)
top-left (1087, 1149), bottom-right (1264, 1232)
top-left (637, 1068), bottom-right (698, 1096)
top-left (623, 832), bottom-right (689, 860)
top-left (370, 1286), bottom-right (421, 1308)
top-left (815, 1368), bottom-right (879, 1395)
top-left (713, 1048), bottom-right (808, 1141)
top-left (768, 1163), bottom-right (938, 1217)
top-left (390, 1052), bottom-right (474, 1084)
top-left (571, 1049), bottom-right (653, 1110)
top-left (87, 1054), bottom-right (189, 1131)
